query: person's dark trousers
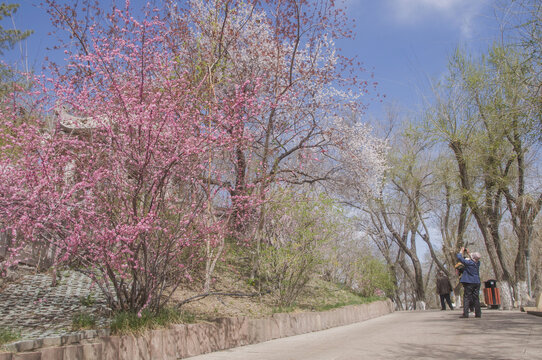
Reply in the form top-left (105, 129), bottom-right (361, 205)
top-left (439, 293), bottom-right (454, 310)
top-left (462, 282), bottom-right (481, 317)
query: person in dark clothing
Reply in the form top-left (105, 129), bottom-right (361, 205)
top-left (457, 247), bottom-right (481, 318)
top-left (436, 271), bottom-right (454, 310)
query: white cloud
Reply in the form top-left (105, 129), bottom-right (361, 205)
top-left (386, 0), bottom-right (488, 38)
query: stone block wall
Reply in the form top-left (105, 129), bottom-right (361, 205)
top-left (0, 299), bottom-right (394, 360)
top-left (0, 231), bottom-right (55, 270)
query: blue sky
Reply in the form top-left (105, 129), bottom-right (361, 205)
top-left (340, 0), bottom-right (497, 120)
top-left (6, 0), bottom-right (499, 120)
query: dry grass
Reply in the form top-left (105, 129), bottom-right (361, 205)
top-left (170, 265), bottom-right (276, 320)
top-left (169, 261), bottom-right (377, 322)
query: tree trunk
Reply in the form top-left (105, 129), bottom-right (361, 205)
top-left (498, 280), bottom-right (514, 310)
top-left (450, 140), bottom-right (515, 308)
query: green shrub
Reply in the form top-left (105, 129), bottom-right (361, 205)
top-left (72, 313), bottom-right (96, 330)
top-left (259, 192), bottom-right (341, 307)
top-left (110, 307), bottom-right (194, 335)
top-left (79, 294), bottom-right (95, 307)
top-left (0, 328), bottom-right (20, 346)
top-left (352, 257), bottom-right (395, 297)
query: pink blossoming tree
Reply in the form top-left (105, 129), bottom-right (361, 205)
top-left (0, 3), bottom-right (263, 312)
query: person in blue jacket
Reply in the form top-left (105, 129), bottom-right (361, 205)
top-left (457, 246), bottom-right (481, 318)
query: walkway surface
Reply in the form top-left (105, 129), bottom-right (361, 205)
top-left (188, 310), bottom-right (542, 360)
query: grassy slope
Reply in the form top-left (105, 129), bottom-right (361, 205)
top-left (170, 249), bottom-right (382, 323)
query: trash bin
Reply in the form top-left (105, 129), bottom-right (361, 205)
top-left (483, 279), bottom-right (501, 309)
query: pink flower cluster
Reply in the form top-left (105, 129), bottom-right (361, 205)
top-left (0, 5), bottom-right (264, 312)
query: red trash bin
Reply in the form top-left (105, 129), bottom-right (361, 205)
top-left (483, 279), bottom-right (501, 309)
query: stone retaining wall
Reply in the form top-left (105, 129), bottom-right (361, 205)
top-left (0, 231), bottom-right (54, 270)
top-left (0, 299), bottom-right (394, 360)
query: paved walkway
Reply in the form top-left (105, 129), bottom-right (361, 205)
top-left (188, 310), bottom-right (542, 360)
top-left (0, 270), bottom-right (109, 340)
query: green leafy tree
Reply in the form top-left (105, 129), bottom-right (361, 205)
top-left (427, 45), bottom-right (541, 307)
top-left (0, 3), bottom-right (32, 55)
top-left (0, 3), bottom-right (32, 97)
top-left (259, 191), bottom-right (342, 306)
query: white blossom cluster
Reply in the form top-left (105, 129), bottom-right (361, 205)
top-left (333, 118), bottom-right (389, 199)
